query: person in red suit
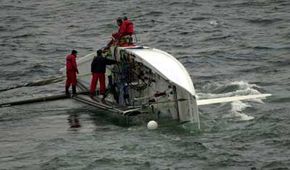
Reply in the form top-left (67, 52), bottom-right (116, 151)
top-left (112, 17), bottom-right (127, 40)
top-left (90, 49), bottom-right (117, 101)
top-left (105, 17), bottom-right (135, 49)
top-left (65, 50), bottom-right (79, 96)
top-left (122, 16), bottom-right (134, 37)
top-left (105, 17), bottom-right (125, 49)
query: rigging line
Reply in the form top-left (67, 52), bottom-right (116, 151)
top-left (8, 105), bottom-right (71, 112)
top-left (0, 75), bottom-right (65, 93)
top-left (0, 94), bottom-right (71, 108)
top-left (0, 73), bottom-right (91, 93)
top-left (0, 91), bottom-right (92, 108)
top-left (76, 80), bottom-right (90, 92)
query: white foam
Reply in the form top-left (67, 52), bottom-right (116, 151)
top-left (239, 113), bottom-right (254, 121)
top-left (221, 101), bottom-right (254, 121)
top-left (198, 80), bottom-right (264, 103)
top-left (199, 80), bottom-right (266, 121)
top-left (231, 100), bottom-right (250, 112)
top-left (230, 80), bottom-right (260, 89)
top-left (209, 20), bottom-right (218, 26)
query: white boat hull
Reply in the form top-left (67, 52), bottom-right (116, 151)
top-left (61, 45), bottom-right (270, 129)
top-left (62, 46), bottom-right (200, 128)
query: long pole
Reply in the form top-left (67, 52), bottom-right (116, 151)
top-left (0, 94), bottom-right (69, 108)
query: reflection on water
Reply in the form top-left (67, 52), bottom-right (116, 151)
top-left (68, 113), bottom-right (81, 129)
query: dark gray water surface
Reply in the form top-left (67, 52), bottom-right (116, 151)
top-left (1, 0), bottom-right (290, 169)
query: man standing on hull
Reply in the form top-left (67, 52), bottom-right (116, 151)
top-left (65, 50), bottom-right (79, 96)
top-left (90, 49), bottom-right (117, 102)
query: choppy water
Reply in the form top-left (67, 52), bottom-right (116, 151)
top-left (1, 0), bottom-right (290, 169)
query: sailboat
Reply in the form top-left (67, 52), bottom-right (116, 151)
top-left (59, 45), bottom-right (271, 129)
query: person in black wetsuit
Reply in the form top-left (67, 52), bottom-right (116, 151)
top-left (90, 49), bottom-right (117, 101)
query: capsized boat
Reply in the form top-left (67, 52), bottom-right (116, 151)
top-left (64, 46), bottom-right (200, 127)
top-left (61, 45), bottom-right (271, 129)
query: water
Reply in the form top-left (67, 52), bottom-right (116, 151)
top-left (1, 0), bottom-right (290, 169)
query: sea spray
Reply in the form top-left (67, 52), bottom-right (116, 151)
top-left (223, 100), bottom-right (254, 121)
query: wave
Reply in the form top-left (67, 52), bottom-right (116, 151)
top-left (231, 1), bottom-right (281, 7)
top-left (142, 11), bottom-right (164, 17)
top-left (0, 26), bottom-right (7, 31)
top-left (247, 18), bottom-right (283, 25)
top-left (224, 101), bottom-right (254, 121)
top-left (169, 1), bottom-right (200, 7)
top-left (269, 96), bottom-right (290, 103)
top-left (253, 45), bottom-right (290, 50)
top-left (202, 34), bottom-right (232, 41)
top-left (0, 4), bottom-right (35, 11)
top-left (198, 81), bottom-right (267, 121)
top-left (0, 60), bottom-right (26, 67)
top-left (213, 1), bottom-right (284, 8)
top-left (238, 65), bottom-right (274, 74)
top-left (190, 17), bottom-right (208, 21)
top-left (199, 81), bottom-right (262, 95)
top-left (12, 33), bottom-right (37, 39)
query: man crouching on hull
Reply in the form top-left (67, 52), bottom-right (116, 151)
top-left (65, 50), bottom-right (79, 97)
top-left (90, 49), bottom-right (117, 103)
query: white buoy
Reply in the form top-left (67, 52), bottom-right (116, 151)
top-left (147, 120), bottom-right (158, 130)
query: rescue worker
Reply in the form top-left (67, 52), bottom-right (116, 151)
top-left (122, 16), bottom-right (134, 37)
top-left (112, 17), bottom-right (126, 41)
top-left (90, 49), bottom-right (117, 102)
top-left (120, 16), bottom-right (135, 46)
top-left (105, 17), bottom-right (126, 50)
top-left (65, 50), bottom-right (79, 96)
top-left (105, 16), bottom-right (135, 49)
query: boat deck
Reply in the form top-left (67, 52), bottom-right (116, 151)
top-left (73, 94), bottom-right (142, 116)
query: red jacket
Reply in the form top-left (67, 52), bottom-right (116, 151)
top-left (114, 20), bottom-right (134, 39)
top-left (66, 54), bottom-right (78, 73)
top-left (123, 19), bottom-right (134, 36)
top-left (113, 22), bottom-right (127, 40)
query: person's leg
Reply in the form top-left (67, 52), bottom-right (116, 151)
top-left (72, 86), bottom-right (77, 95)
top-left (65, 84), bottom-right (70, 96)
top-left (71, 72), bottom-right (77, 95)
top-left (99, 73), bottom-right (107, 103)
top-left (90, 73), bottom-right (97, 96)
top-left (99, 73), bottom-right (106, 95)
top-left (65, 72), bottom-right (72, 96)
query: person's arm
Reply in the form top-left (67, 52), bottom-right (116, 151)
top-left (116, 23), bottom-right (126, 40)
top-left (72, 56), bottom-right (79, 73)
top-left (105, 58), bottom-right (118, 65)
top-left (91, 58), bottom-right (95, 73)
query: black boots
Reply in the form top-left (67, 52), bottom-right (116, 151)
top-left (72, 86), bottom-right (77, 96)
top-left (101, 94), bottom-right (107, 104)
top-left (65, 86), bottom-right (70, 97)
top-left (65, 85), bottom-right (77, 97)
